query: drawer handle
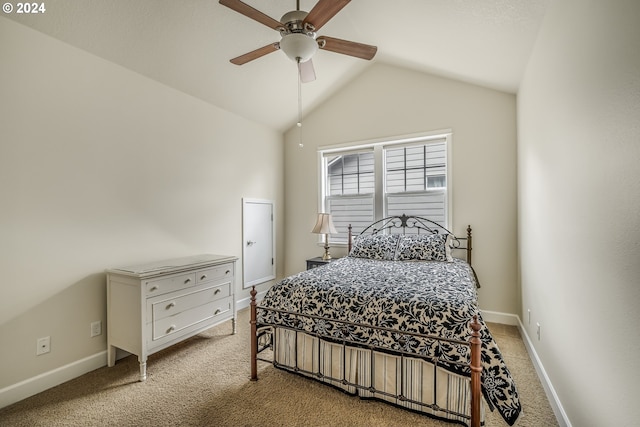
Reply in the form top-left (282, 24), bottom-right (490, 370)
top-left (225, 270), bottom-right (231, 275)
top-left (184, 278), bottom-right (192, 284)
top-left (149, 285), bottom-right (158, 292)
top-left (214, 289), bottom-right (221, 295)
top-left (214, 309), bottom-right (221, 315)
top-left (200, 274), bottom-right (207, 280)
top-left (167, 325), bottom-right (176, 333)
top-left (166, 302), bottom-right (176, 310)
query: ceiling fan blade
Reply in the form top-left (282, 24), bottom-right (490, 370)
top-left (318, 36), bottom-right (377, 60)
top-left (298, 59), bottom-right (316, 83)
top-left (230, 43), bottom-right (279, 65)
top-left (219, 0), bottom-right (283, 30)
top-left (303, 0), bottom-right (350, 31)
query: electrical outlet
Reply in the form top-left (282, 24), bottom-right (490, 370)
top-left (91, 321), bottom-right (102, 337)
top-left (536, 322), bottom-right (541, 341)
top-left (36, 336), bottom-right (50, 355)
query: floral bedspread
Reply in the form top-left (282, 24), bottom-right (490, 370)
top-left (257, 256), bottom-right (522, 425)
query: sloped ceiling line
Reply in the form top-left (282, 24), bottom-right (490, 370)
top-left (5, 0), bottom-right (549, 132)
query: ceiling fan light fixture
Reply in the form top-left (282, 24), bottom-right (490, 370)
top-left (221, 0), bottom-right (377, 67)
top-left (280, 33), bottom-right (318, 62)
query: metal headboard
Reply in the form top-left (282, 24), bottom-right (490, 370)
top-left (347, 214), bottom-right (474, 268)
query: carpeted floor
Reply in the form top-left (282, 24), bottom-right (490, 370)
top-left (0, 308), bottom-right (558, 426)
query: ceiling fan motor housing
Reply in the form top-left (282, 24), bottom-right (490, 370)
top-left (279, 10), bottom-right (318, 62)
top-left (280, 10), bottom-right (312, 32)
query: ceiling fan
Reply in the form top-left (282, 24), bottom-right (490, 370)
top-left (219, 0), bottom-right (377, 82)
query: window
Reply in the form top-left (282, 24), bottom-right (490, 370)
top-left (325, 150), bottom-right (375, 239)
top-left (319, 132), bottom-right (450, 244)
top-left (384, 141), bottom-right (447, 231)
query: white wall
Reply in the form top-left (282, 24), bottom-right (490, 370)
top-left (518, 0), bottom-right (640, 425)
top-left (0, 17), bottom-right (283, 396)
top-left (284, 63), bottom-right (519, 316)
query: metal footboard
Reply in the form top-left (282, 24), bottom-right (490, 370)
top-left (249, 288), bottom-right (482, 427)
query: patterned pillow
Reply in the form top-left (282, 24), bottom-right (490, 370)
top-left (394, 233), bottom-right (453, 262)
top-left (349, 234), bottom-right (400, 260)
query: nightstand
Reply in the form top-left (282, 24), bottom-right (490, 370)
top-left (306, 257), bottom-right (341, 270)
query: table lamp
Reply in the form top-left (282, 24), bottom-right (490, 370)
top-left (311, 213), bottom-right (338, 260)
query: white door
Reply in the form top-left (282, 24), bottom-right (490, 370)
top-left (242, 199), bottom-right (275, 288)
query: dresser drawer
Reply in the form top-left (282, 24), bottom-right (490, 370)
top-left (151, 296), bottom-right (233, 341)
top-left (107, 254), bottom-right (237, 381)
top-left (196, 263), bottom-right (234, 284)
top-left (145, 272), bottom-right (196, 297)
top-left (148, 282), bottom-right (232, 323)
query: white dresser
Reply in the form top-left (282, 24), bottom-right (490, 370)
top-left (106, 254), bottom-right (237, 381)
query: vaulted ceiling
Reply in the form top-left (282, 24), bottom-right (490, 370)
top-left (5, 0), bottom-right (549, 131)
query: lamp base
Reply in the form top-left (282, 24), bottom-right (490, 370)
top-left (322, 241), bottom-right (332, 260)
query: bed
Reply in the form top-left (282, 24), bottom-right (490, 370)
top-left (249, 215), bottom-right (521, 427)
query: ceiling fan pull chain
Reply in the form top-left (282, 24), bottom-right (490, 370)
top-left (297, 59), bottom-right (304, 148)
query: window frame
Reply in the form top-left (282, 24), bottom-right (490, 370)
top-left (317, 130), bottom-right (453, 246)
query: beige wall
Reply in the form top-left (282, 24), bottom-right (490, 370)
top-left (0, 18), bottom-right (284, 391)
top-left (518, 0), bottom-right (640, 425)
top-left (284, 63), bottom-right (519, 315)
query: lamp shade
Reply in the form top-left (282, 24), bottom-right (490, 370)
top-left (311, 213), bottom-right (337, 234)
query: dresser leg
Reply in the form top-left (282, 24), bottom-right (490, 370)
top-left (138, 359), bottom-right (147, 382)
top-left (107, 345), bottom-right (116, 367)
top-left (232, 317), bottom-right (237, 335)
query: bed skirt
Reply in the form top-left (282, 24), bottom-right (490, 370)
top-left (270, 326), bottom-right (485, 426)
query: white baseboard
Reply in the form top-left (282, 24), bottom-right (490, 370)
top-left (1, 295), bottom-right (265, 410)
top-left (480, 309), bottom-right (520, 326)
top-left (516, 317), bottom-right (572, 427)
top-left (0, 351), bottom-right (107, 409)
top-left (483, 310), bottom-right (571, 427)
